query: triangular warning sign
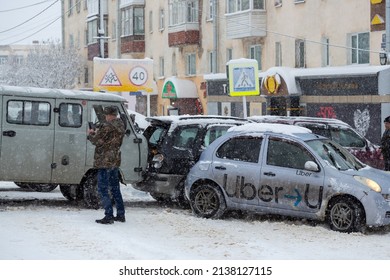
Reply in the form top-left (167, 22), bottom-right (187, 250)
top-left (234, 69), bottom-right (254, 89)
top-left (99, 67), bottom-right (122, 86)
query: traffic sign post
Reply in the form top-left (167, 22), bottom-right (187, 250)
top-left (227, 59), bottom-right (260, 118)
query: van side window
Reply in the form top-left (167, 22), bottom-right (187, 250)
top-left (7, 100), bottom-right (50, 126)
top-left (59, 103), bottom-right (82, 127)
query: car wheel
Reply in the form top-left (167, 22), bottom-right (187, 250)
top-left (59, 185), bottom-right (83, 201)
top-left (327, 197), bottom-right (364, 233)
top-left (15, 183), bottom-right (58, 192)
top-left (82, 172), bottom-right (101, 209)
top-left (190, 184), bottom-right (226, 219)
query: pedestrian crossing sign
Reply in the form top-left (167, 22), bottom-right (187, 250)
top-left (227, 59), bottom-right (260, 96)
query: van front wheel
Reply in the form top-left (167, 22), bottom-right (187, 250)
top-left (59, 185), bottom-right (83, 201)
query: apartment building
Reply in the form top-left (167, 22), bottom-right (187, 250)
top-left (62, 0), bottom-right (390, 142)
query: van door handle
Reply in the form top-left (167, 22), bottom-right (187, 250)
top-left (3, 130), bottom-right (16, 137)
top-left (263, 172), bottom-right (276, 177)
top-left (215, 166), bottom-right (226, 170)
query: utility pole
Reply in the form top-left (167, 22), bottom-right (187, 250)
top-left (99, 0), bottom-right (105, 58)
top-left (212, 0), bottom-right (218, 73)
top-left (386, 0), bottom-right (390, 55)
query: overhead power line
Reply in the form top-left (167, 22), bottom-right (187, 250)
top-left (0, 0), bottom-right (60, 34)
top-left (0, 0), bottom-right (55, 13)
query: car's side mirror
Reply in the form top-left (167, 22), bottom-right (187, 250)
top-left (304, 161), bottom-right (319, 172)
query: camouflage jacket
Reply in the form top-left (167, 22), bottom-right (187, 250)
top-left (88, 118), bottom-right (125, 168)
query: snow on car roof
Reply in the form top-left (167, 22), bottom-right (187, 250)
top-left (249, 115), bottom-right (349, 126)
top-left (228, 122), bottom-right (312, 136)
top-left (147, 115), bottom-right (248, 134)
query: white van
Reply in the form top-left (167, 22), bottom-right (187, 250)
top-left (0, 85), bottom-right (148, 207)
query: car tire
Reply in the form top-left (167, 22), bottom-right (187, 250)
top-left (327, 196), bottom-right (364, 233)
top-left (190, 183), bottom-right (226, 219)
top-left (15, 183), bottom-right (58, 192)
top-left (59, 184), bottom-right (83, 201)
top-left (82, 172), bottom-right (101, 209)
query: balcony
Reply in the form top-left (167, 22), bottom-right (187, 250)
top-left (168, 23), bottom-right (200, 47)
top-left (121, 35), bottom-right (145, 54)
top-left (225, 10), bottom-right (266, 39)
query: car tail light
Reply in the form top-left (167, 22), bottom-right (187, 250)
top-left (152, 154), bottom-right (164, 169)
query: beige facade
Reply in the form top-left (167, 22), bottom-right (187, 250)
top-left (62, 0), bottom-right (386, 116)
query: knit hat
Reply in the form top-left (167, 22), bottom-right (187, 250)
top-left (384, 116), bottom-right (390, 123)
top-left (103, 106), bottom-right (118, 116)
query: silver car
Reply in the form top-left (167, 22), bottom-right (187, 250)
top-left (185, 123), bottom-right (390, 233)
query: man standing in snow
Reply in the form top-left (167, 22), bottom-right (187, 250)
top-left (88, 106), bottom-right (126, 224)
top-left (381, 116), bottom-right (390, 171)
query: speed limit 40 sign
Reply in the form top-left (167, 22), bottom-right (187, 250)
top-left (129, 66), bottom-right (148, 86)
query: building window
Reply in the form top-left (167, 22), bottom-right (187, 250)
top-left (0, 56), bottom-right (8, 65)
top-left (84, 67), bottom-right (89, 84)
top-left (294, 0), bottom-right (305, 4)
top-left (68, 0), bottom-right (73, 16)
top-left (208, 0), bottom-right (214, 20)
top-left (322, 37), bottom-right (330, 66)
top-left (275, 42), bottom-right (282, 66)
top-left (351, 32), bottom-right (369, 64)
top-left (87, 19), bottom-right (98, 44)
top-left (227, 0), bottom-right (264, 13)
top-left (186, 53), bottom-right (196, 76)
top-left (69, 34), bottom-right (74, 48)
top-left (169, 0), bottom-right (199, 25)
top-left (226, 48), bottom-right (233, 63)
top-left (159, 57), bottom-right (165, 77)
top-left (121, 6), bottom-right (145, 36)
top-left (295, 39), bottom-right (305, 68)
top-left (159, 9), bottom-right (165, 30)
top-left (253, 0), bottom-right (265, 9)
top-left (76, 0), bottom-right (81, 13)
top-left (111, 20), bottom-right (116, 40)
top-left (149, 11), bottom-right (153, 33)
top-left (208, 51), bottom-right (214, 73)
top-left (172, 53), bottom-right (177, 76)
top-left (249, 45), bottom-right (261, 70)
top-left (275, 0), bottom-right (282, 7)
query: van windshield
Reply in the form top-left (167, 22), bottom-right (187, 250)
top-left (306, 139), bottom-right (365, 171)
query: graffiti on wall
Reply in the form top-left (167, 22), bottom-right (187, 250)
top-left (316, 107), bottom-right (337, 119)
top-left (353, 108), bottom-right (370, 137)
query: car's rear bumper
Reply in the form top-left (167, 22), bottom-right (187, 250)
top-left (133, 173), bottom-right (184, 197)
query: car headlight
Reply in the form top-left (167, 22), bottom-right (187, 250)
top-left (353, 175), bottom-right (381, 192)
top-left (152, 154), bottom-right (164, 169)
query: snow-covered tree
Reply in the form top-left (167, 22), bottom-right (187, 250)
top-left (0, 41), bottom-right (83, 89)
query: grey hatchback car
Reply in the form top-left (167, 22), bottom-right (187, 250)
top-left (185, 123), bottom-right (390, 233)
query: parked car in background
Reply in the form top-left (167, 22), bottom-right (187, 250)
top-left (185, 123), bottom-right (390, 233)
top-left (132, 115), bottom-right (248, 206)
top-left (248, 116), bottom-right (382, 169)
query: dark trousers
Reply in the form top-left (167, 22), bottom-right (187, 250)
top-left (97, 168), bottom-right (125, 218)
top-left (385, 158), bottom-right (390, 171)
